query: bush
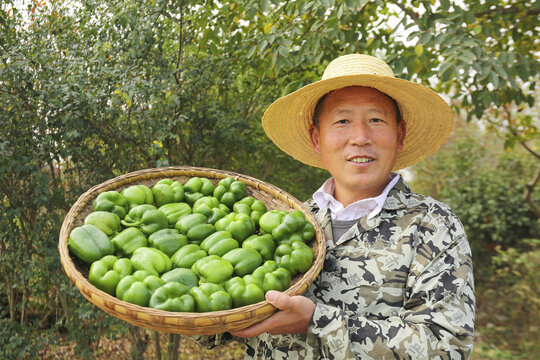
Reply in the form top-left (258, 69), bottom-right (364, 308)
top-left (410, 121), bottom-right (539, 279)
top-left (475, 239), bottom-right (540, 357)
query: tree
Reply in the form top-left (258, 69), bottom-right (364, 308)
top-left (0, 0), bottom-right (538, 357)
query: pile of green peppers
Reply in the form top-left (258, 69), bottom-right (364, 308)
top-left (68, 176), bottom-right (316, 313)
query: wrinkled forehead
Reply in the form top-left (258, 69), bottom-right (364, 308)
top-left (323, 86), bottom-right (395, 104)
top-left (316, 86), bottom-right (401, 122)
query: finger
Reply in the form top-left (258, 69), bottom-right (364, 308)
top-left (230, 315), bottom-right (276, 338)
top-left (265, 290), bottom-right (294, 311)
top-left (230, 308), bottom-right (293, 338)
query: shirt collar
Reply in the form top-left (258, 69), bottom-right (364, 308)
top-left (312, 174), bottom-right (401, 221)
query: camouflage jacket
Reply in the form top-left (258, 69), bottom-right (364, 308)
top-left (194, 178), bottom-right (475, 359)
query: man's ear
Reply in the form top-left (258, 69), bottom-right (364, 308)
top-left (309, 125), bottom-right (322, 155)
top-left (397, 121), bottom-right (406, 153)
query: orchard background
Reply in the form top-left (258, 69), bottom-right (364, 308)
top-left (1, 0), bottom-right (538, 359)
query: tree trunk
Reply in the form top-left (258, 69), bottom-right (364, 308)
top-left (154, 331), bottom-right (162, 360)
top-left (167, 333), bottom-right (181, 360)
top-left (7, 281), bottom-right (16, 322)
top-left (129, 326), bottom-right (149, 360)
top-left (129, 326), bottom-right (148, 360)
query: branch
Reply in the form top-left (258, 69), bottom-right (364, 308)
top-left (519, 140), bottom-right (540, 160)
top-left (524, 166), bottom-right (540, 219)
top-left (475, 1), bottom-right (529, 17)
top-left (502, 106), bottom-right (540, 160)
top-left (387, 0), bottom-right (419, 21)
top-left (174, 4), bottom-right (184, 86)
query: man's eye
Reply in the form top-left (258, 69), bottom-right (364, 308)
top-left (371, 118), bottom-right (385, 123)
top-left (335, 119), bottom-right (348, 124)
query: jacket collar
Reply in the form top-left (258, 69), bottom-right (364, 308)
top-left (308, 176), bottom-right (412, 249)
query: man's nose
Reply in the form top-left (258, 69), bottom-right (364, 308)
top-left (348, 121), bottom-right (370, 146)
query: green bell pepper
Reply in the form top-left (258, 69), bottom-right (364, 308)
top-left (116, 270), bottom-right (164, 307)
top-left (139, 209), bottom-right (169, 236)
top-left (171, 244), bottom-right (207, 268)
top-left (233, 196), bottom-right (267, 227)
top-left (200, 231), bottom-right (239, 257)
top-left (213, 177), bottom-right (247, 209)
top-left (192, 255), bottom-right (234, 284)
top-left (121, 184), bottom-right (154, 210)
top-left (190, 283), bottom-right (232, 312)
top-left (252, 260), bottom-right (292, 292)
top-left (130, 247), bottom-right (172, 276)
top-left (161, 268), bottom-right (199, 289)
top-left (175, 213), bottom-right (214, 245)
top-left (111, 227), bottom-right (148, 257)
top-left (222, 248), bottom-right (263, 277)
top-left (68, 224), bottom-right (115, 263)
top-left (158, 202), bottom-right (191, 227)
top-left (93, 191), bottom-right (129, 219)
top-left (224, 276), bottom-right (265, 308)
top-left (122, 205), bottom-right (169, 235)
top-left (148, 228), bottom-right (188, 257)
top-left (121, 204), bottom-right (157, 227)
top-left (274, 241), bottom-right (314, 276)
top-left (258, 209), bottom-right (288, 234)
top-left (175, 213), bottom-right (206, 233)
top-left (152, 179), bottom-right (184, 207)
top-left (84, 211), bottom-right (121, 237)
top-left (260, 210), bottom-right (315, 245)
top-left (242, 234), bottom-right (275, 261)
top-left (149, 282), bottom-right (195, 312)
top-left (88, 255), bottom-right (133, 295)
top-left (214, 213), bottom-right (255, 243)
top-left (193, 196), bottom-right (230, 224)
top-left (183, 177), bottom-right (215, 206)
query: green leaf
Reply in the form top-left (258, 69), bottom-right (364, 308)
top-left (493, 62), bottom-right (507, 80)
top-left (503, 139), bottom-right (516, 151)
top-left (441, 65), bottom-right (454, 82)
top-left (435, 33), bottom-right (447, 45)
top-left (419, 32), bottom-right (433, 45)
top-left (440, 0), bottom-right (450, 11)
top-left (407, 30), bottom-right (422, 42)
top-left (490, 71), bottom-right (499, 88)
top-left (459, 49), bottom-right (476, 63)
top-left (439, 61), bottom-right (453, 76)
top-left (247, 45), bottom-right (257, 58)
top-left (336, 4), bottom-right (344, 19)
top-left (516, 64), bottom-right (529, 82)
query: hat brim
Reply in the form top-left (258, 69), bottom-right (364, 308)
top-left (262, 75), bottom-right (453, 171)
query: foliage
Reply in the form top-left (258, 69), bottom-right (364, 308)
top-left (0, 0), bottom-right (538, 358)
top-left (474, 239), bottom-right (540, 358)
top-left (410, 121), bottom-right (539, 277)
top-left (411, 122), bottom-right (539, 359)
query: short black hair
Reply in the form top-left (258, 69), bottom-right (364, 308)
top-left (312, 88), bottom-right (402, 128)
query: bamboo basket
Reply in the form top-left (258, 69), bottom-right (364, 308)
top-left (58, 166), bottom-right (326, 335)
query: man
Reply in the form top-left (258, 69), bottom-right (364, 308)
top-left (195, 54), bottom-right (475, 359)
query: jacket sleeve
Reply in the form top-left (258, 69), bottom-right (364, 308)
top-left (307, 231), bottom-right (475, 360)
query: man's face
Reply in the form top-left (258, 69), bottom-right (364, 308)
top-left (310, 86), bottom-right (405, 205)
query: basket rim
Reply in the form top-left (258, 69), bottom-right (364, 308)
top-left (58, 166), bottom-right (326, 333)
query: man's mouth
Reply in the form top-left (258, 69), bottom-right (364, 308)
top-left (348, 157), bottom-right (374, 163)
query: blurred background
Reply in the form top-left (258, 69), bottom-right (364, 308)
top-left (0, 0), bottom-right (538, 359)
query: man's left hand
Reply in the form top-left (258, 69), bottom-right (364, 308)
top-left (230, 291), bottom-right (316, 338)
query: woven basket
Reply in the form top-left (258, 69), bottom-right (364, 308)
top-left (58, 166), bottom-right (326, 335)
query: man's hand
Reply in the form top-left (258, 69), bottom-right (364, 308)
top-left (230, 291), bottom-right (316, 338)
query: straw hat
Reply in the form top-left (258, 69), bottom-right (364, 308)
top-left (261, 54), bottom-right (453, 170)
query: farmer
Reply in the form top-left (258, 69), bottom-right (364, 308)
top-left (195, 54), bottom-right (475, 359)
